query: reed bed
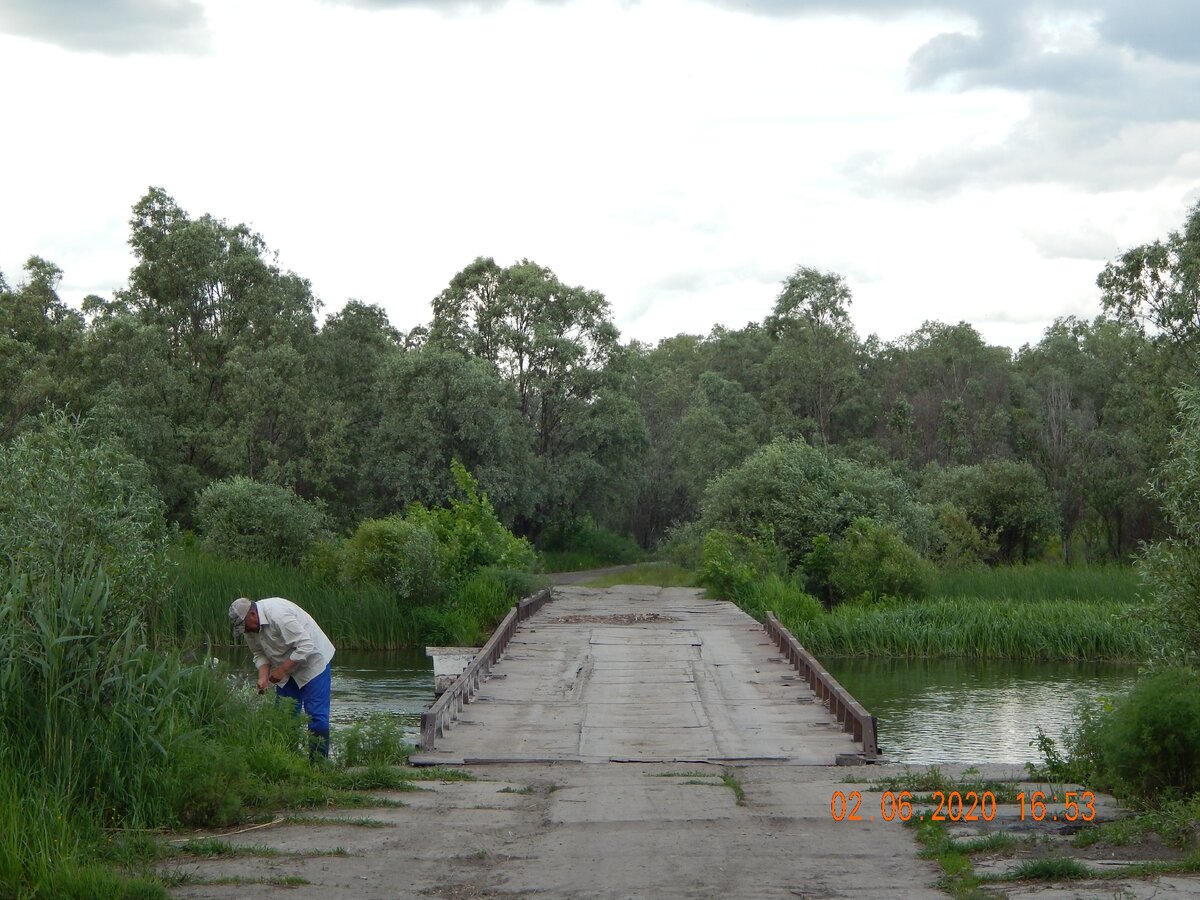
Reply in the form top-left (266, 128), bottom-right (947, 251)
top-left (780, 596), bottom-right (1152, 661)
top-left (931, 562), bottom-right (1142, 605)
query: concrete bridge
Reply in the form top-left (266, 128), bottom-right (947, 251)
top-left (413, 584), bottom-right (877, 767)
top-left (171, 584), bottom-right (952, 899)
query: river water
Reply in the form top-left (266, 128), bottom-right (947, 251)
top-left (825, 657), bottom-right (1137, 765)
top-left (219, 648), bottom-right (1135, 765)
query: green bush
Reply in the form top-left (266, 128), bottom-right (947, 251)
top-left (658, 520), bottom-right (706, 571)
top-left (194, 475), bottom-right (331, 565)
top-left (921, 460), bottom-right (1057, 563)
top-left (477, 567), bottom-right (549, 601)
top-left (928, 501), bottom-right (998, 569)
top-left (0, 411), bottom-right (169, 622)
top-left (827, 517), bottom-right (936, 603)
top-left (404, 460), bottom-right (536, 585)
top-left (1100, 669), bottom-right (1200, 800)
top-left (699, 528), bottom-right (787, 601)
top-left (342, 517), bottom-right (445, 602)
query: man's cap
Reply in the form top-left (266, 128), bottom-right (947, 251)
top-left (229, 597), bottom-right (252, 635)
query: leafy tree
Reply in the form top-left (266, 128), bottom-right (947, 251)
top-left (871, 321), bottom-right (1014, 466)
top-left (700, 439), bottom-right (932, 566)
top-left (429, 257), bottom-right (641, 532)
top-left (625, 334), bottom-right (767, 546)
top-left (364, 347), bottom-right (536, 523)
top-left (430, 257), bottom-right (619, 432)
top-left (764, 266), bottom-right (861, 445)
top-left (1099, 201), bottom-right (1200, 365)
top-left (1140, 385), bottom-right (1200, 664)
top-left (0, 258), bottom-right (85, 440)
top-left (1015, 316), bottom-right (1158, 560)
top-left (78, 305), bottom-right (198, 518)
top-left (81, 188), bottom-right (322, 522)
top-left (302, 302), bottom-right (404, 525)
top-left (921, 460), bottom-right (1057, 563)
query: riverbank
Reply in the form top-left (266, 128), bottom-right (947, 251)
top-left (161, 761), bottom-right (1199, 899)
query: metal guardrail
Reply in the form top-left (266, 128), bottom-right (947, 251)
top-left (419, 587), bottom-right (552, 751)
top-left (764, 612), bottom-right (878, 757)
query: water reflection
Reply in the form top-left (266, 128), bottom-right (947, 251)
top-left (329, 649), bottom-right (433, 741)
top-left (825, 657), bottom-right (1137, 765)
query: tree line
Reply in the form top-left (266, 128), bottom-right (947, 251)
top-left (4, 187), bottom-right (1197, 564)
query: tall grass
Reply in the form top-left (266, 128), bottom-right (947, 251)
top-left (157, 545), bottom-right (410, 648)
top-left (158, 545), bottom-right (547, 650)
top-left (932, 562), bottom-right (1141, 604)
top-left (778, 596), bottom-right (1151, 660)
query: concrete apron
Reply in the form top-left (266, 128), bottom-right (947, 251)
top-left (167, 761), bottom-right (946, 900)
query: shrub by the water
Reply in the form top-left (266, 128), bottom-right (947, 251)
top-left (1100, 669), bottom-right (1200, 799)
top-left (342, 516), bottom-right (446, 602)
top-left (195, 475), bottom-right (332, 566)
top-left (699, 439), bottom-right (933, 565)
top-left (699, 528), bottom-right (787, 601)
top-left (404, 460), bottom-right (537, 584)
top-left (827, 517), bottom-right (936, 603)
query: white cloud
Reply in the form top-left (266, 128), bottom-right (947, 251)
top-left (0, 0), bottom-right (1197, 354)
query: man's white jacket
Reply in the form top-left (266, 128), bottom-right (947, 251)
top-left (247, 597), bottom-right (336, 687)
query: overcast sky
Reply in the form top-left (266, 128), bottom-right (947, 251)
top-left (2, 0), bottom-right (1198, 350)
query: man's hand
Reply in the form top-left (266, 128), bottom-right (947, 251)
top-left (256, 673), bottom-right (269, 694)
top-left (269, 661), bottom-right (296, 684)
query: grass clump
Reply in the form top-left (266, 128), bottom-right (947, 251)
top-left (908, 816), bottom-right (987, 899)
top-left (399, 767), bottom-right (477, 782)
top-left (1001, 857), bottom-right (1092, 881)
top-left (1073, 798), bottom-right (1200, 850)
top-left (720, 773), bottom-right (747, 806)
